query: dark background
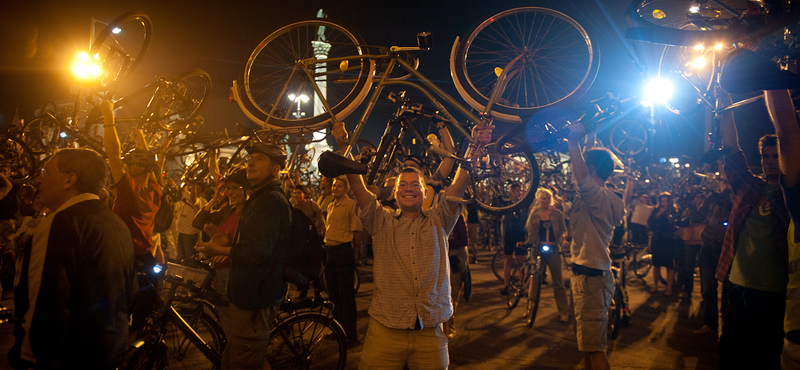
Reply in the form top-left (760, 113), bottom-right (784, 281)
top-left (0, 0), bottom-right (778, 166)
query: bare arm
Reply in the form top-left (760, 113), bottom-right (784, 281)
top-left (719, 91), bottom-right (741, 151)
top-left (764, 89), bottom-right (800, 186)
top-left (101, 100), bottom-right (125, 184)
top-left (208, 150), bottom-right (222, 183)
top-left (567, 123), bottom-right (590, 183)
top-left (332, 121), bottom-right (375, 209)
top-left (432, 124), bottom-right (456, 180)
top-left (623, 175), bottom-right (635, 209)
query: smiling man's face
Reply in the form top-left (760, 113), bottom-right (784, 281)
top-left (395, 171), bottom-right (426, 213)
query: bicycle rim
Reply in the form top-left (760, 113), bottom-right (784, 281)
top-left (267, 313), bottom-right (347, 370)
top-left (507, 281), bottom-right (521, 309)
top-left (0, 134), bottom-right (38, 184)
top-left (89, 11), bottom-right (152, 86)
top-left (492, 250), bottom-right (505, 282)
top-left (609, 119), bottom-right (648, 157)
top-left (155, 69), bottom-right (212, 131)
top-left (526, 272), bottom-right (542, 328)
top-left (241, 19), bottom-right (372, 130)
top-left (164, 311), bottom-right (225, 364)
top-left (634, 254), bottom-right (653, 279)
top-left (453, 7), bottom-right (598, 116)
top-left (472, 145), bottom-right (539, 215)
top-left (21, 115), bottom-right (60, 156)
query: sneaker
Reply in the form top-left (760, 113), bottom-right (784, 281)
top-left (694, 325), bottom-right (716, 335)
top-left (500, 287), bottom-right (509, 296)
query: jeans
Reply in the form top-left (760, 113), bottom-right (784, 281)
top-left (176, 233), bottom-right (199, 261)
top-left (719, 283), bottom-right (785, 370)
top-left (325, 243), bottom-right (358, 342)
top-left (698, 245), bottom-right (721, 329)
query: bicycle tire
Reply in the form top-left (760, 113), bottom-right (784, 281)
top-left (633, 252), bottom-right (653, 279)
top-left (506, 274), bottom-right (522, 310)
top-left (0, 134), bottom-right (39, 184)
top-left (625, 0), bottom-right (800, 46)
top-left (154, 69), bottom-right (212, 131)
top-left (20, 114), bottom-right (60, 155)
top-left (609, 285), bottom-right (622, 340)
top-left (240, 19), bottom-right (373, 131)
top-left (89, 11), bottom-right (152, 86)
top-left (365, 133), bottom-right (399, 186)
top-left (492, 249), bottom-right (511, 282)
top-left (452, 7), bottom-right (599, 117)
top-left (164, 310), bottom-right (226, 365)
top-left (266, 312), bottom-right (347, 370)
top-left (120, 336), bottom-right (169, 370)
top-left (526, 269), bottom-right (542, 328)
top-left (609, 119), bottom-right (648, 157)
top-left (471, 144), bottom-right (539, 215)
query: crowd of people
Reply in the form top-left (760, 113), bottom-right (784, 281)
top-left (0, 87), bottom-right (798, 370)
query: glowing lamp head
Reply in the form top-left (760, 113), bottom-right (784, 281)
top-left (689, 6), bottom-right (700, 13)
top-left (112, 27), bottom-right (122, 34)
top-left (59, 132), bottom-right (67, 138)
top-left (644, 78), bottom-right (674, 104)
top-left (152, 265), bottom-right (163, 274)
top-left (693, 44), bottom-right (704, 51)
top-left (691, 56), bottom-right (706, 69)
top-left (541, 245), bottom-right (550, 252)
top-left (715, 43), bottom-right (723, 50)
top-left (71, 51), bottom-right (103, 82)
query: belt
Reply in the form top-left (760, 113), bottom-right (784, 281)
top-left (572, 264), bottom-right (606, 277)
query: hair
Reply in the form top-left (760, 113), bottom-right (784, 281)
top-left (294, 184), bottom-right (308, 194)
top-left (532, 187), bottom-right (554, 213)
top-left (394, 167), bottom-right (426, 191)
top-left (583, 148), bottom-right (615, 181)
top-left (758, 134), bottom-right (778, 154)
top-left (54, 148), bottom-right (107, 196)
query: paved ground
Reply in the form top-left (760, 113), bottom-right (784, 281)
top-left (0, 248), bottom-right (719, 369)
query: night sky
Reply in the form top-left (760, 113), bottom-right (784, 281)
top-left (0, 0), bottom-right (778, 167)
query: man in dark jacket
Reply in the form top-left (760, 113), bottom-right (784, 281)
top-left (11, 148), bottom-right (135, 370)
top-left (222, 141), bottom-right (291, 370)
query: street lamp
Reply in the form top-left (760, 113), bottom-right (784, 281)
top-left (288, 94), bottom-right (309, 119)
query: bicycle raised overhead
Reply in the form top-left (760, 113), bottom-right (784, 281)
top-left (231, 7), bottom-right (599, 214)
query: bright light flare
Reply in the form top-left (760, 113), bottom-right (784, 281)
top-left (693, 43), bottom-right (704, 51)
top-left (644, 78), bottom-right (674, 104)
top-left (59, 132), bottom-right (67, 138)
top-left (288, 94), bottom-right (310, 103)
top-left (71, 52), bottom-right (103, 81)
top-left (669, 158), bottom-right (680, 163)
top-left (685, 163), bottom-right (691, 168)
top-left (691, 56), bottom-right (706, 69)
top-left (674, 163), bottom-right (681, 168)
top-left (689, 6), bottom-right (700, 13)
top-left (715, 43), bottom-right (723, 50)
top-left (112, 27), bottom-right (122, 34)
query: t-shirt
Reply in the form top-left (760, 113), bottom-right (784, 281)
top-left (113, 173), bottom-right (160, 256)
top-left (570, 176), bottom-right (626, 271)
top-left (176, 194), bottom-right (207, 235)
top-left (631, 203), bottom-right (655, 226)
top-left (729, 183), bottom-right (788, 293)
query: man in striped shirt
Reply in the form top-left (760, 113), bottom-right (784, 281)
top-left (333, 121), bottom-right (492, 369)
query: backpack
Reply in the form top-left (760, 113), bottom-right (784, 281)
top-left (153, 187), bottom-right (177, 234)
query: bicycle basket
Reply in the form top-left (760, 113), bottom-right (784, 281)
top-left (163, 262), bottom-right (212, 294)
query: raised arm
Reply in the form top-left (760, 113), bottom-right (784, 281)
top-left (101, 100), bottom-right (125, 184)
top-left (764, 89), bottom-right (800, 186)
top-left (719, 91), bottom-right (741, 152)
top-left (208, 149), bottom-right (222, 183)
top-left (432, 122), bottom-right (456, 181)
top-left (332, 122), bottom-right (375, 209)
top-left (567, 122), bottom-right (589, 183)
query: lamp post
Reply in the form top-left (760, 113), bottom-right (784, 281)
top-left (288, 93), bottom-right (309, 119)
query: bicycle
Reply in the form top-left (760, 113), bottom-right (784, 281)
top-left (231, 7), bottom-right (599, 214)
top-left (506, 243), bottom-right (559, 329)
top-left (123, 263), bottom-right (348, 370)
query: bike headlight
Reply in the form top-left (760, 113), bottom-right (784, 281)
top-left (152, 265), bottom-right (163, 274)
top-left (542, 245), bottom-right (550, 252)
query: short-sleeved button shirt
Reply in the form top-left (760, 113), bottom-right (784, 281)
top-left (358, 193), bottom-right (461, 330)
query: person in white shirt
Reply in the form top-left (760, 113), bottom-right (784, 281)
top-left (175, 181), bottom-right (207, 261)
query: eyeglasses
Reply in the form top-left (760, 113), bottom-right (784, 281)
top-left (245, 154), bottom-right (270, 164)
top-left (397, 182), bottom-right (422, 189)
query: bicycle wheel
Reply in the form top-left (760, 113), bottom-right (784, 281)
top-left (609, 120), bottom-right (648, 157)
top-left (89, 11), bottom-right (152, 86)
top-left (471, 144), bottom-right (539, 215)
top-left (164, 311), bottom-right (226, 364)
top-left (625, 0), bottom-right (800, 46)
top-left (526, 269), bottom-right (542, 328)
top-left (20, 114), bottom-right (60, 156)
top-left (506, 274), bottom-right (522, 310)
top-left (633, 252), bottom-right (653, 279)
top-left (491, 249), bottom-right (507, 282)
top-left (608, 285), bottom-right (622, 340)
top-left (452, 7), bottom-right (599, 117)
top-left (240, 19), bottom-right (373, 131)
top-left (0, 134), bottom-right (38, 184)
top-left (120, 336), bottom-right (169, 370)
top-left (266, 312), bottom-right (347, 370)
top-left (154, 69), bottom-right (212, 131)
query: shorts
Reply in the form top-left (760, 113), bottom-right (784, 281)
top-left (504, 234), bottom-right (527, 256)
top-left (572, 272), bottom-right (614, 352)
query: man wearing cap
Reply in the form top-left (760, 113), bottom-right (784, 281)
top-left (221, 141), bottom-right (292, 370)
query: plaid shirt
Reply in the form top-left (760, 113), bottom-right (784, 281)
top-left (715, 150), bottom-right (790, 282)
top-left (358, 193), bottom-right (460, 330)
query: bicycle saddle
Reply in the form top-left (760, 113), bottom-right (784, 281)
top-left (318, 151), bottom-right (368, 178)
top-left (719, 49), bottom-right (800, 95)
